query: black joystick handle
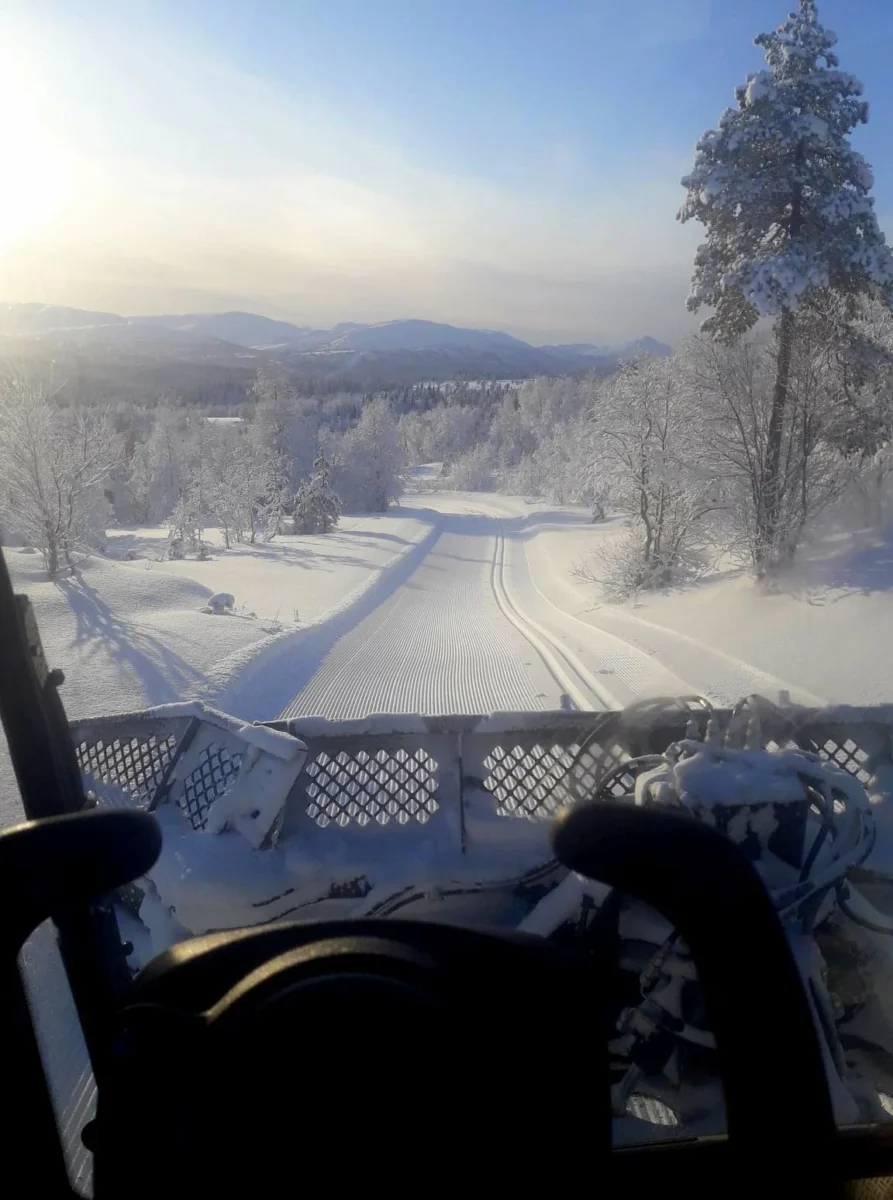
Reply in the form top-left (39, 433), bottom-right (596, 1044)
top-left (552, 801), bottom-right (840, 1194)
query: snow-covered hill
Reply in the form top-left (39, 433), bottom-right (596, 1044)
top-left (132, 311), bottom-right (316, 348)
top-left (0, 303), bottom-right (671, 379)
top-left (323, 318), bottom-right (531, 353)
top-left (0, 303), bottom-right (125, 335)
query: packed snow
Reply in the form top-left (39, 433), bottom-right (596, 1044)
top-left (527, 513), bottom-right (893, 707)
top-left (1, 510), bottom-right (433, 728)
top-left (3, 486), bottom-right (893, 762)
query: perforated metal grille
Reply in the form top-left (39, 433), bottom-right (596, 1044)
top-left (483, 742), bottom-right (578, 818)
top-left (568, 741), bottom-right (638, 801)
top-left (180, 743), bottom-right (242, 830)
top-left (483, 739), bottom-right (638, 818)
top-left (304, 748), bottom-right (439, 828)
top-left (76, 733), bottom-right (177, 807)
top-left (816, 736), bottom-right (872, 785)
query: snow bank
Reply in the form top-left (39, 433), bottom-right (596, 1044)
top-left (2, 509), bottom-right (436, 725)
top-left (106, 510), bottom-right (433, 628)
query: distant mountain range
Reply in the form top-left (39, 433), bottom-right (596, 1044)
top-left (0, 303), bottom-right (671, 395)
top-left (539, 336), bottom-right (672, 360)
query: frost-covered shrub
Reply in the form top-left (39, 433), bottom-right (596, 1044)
top-left (446, 445), bottom-right (494, 491)
top-left (591, 355), bottom-right (719, 583)
top-left (574, 530), bottom-right (708, 601)
top-left (501, 453), bottom-right (543, 499)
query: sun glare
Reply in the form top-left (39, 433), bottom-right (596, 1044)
top-left (0, 49), bottom-right (73, 247)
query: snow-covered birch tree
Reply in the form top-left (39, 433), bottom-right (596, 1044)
top-left (679, 0), bottom-right (893, 571)
top-left (589, 355), bottom-right (719, 592)
top-left (0, 380), bottom-right (121, 575)
top-left (333, 397), bottom-right (404, 512)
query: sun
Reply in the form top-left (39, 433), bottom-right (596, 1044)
top-left (0, 47), bottom-right (73, 248)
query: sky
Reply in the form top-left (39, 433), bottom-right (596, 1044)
top-left (1, 0), bottom-right (893, 345)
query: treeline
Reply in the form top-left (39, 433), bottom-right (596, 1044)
top-left (6, 321), bottom-right (892, 596)
top-left (0, 373), bottom-right (409, 575)
top-left (418, 301), bottom-right (893, 595)
top-left (13, 335), bottom-right (529, 410)
top-left (0, 362), bottom-right (520, 576)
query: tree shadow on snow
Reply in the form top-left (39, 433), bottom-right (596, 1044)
top-left (782, 527), bottom-right (893, 600)
top-left (231, 543), bottom-right (373, 571)
top-left (56, 573), bottom-right (207, 704)
top-left (330, 530), bottom-right (412, 546)
top-left (813, 539), bottom-right (893, 597)
top-left (104, 533), bottom-right (170, 562)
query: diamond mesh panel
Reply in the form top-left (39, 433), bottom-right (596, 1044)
top-left (180, 743), bottom-right (242, 831)
top-left (304, 747), bottom-right (439, 829)
top-left (483, 739), bottom-right (638, 818)
top-left (567, 740), bottom-right (638, 801)
top-left (482, 742), bottom-right (575, 818)
top-left (816, 736), bottom-right (873, 785)
top-left (75, 733), bottom-right (178, 808)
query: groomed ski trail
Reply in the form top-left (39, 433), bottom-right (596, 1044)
top-left (280, 513), bottom-right (605, 720)
top-left (277, 500), bottom-right (733, 721)
top-left (233, 491), bottom-right (825, 723)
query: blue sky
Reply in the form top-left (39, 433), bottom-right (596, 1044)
top-left (2, 0), bottom-right (892, 343)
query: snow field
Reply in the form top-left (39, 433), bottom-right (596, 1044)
top-left (2, 488), bottom-right (892, 758)
top-left (2, 509), bottom-right (434, 722)
top-left (525, 514), bottom-right (893, 707)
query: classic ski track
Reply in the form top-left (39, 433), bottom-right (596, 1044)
top-left (281, 519), bottom-right (560, 719)
top-left (489, 535), bottom-right (611, 710)
top-left (449, 496), bottom-right (826, 708)
top-left (520, 537), bottom-right (830, 708)
top-left (280, 494), bottom-right (824, 720)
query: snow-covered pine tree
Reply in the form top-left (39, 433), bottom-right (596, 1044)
top-left (291, 480), bottom-right (314, 535)
top-left (309, 449), bottom-right (341, 534)
top-left (292, 450), bottom-right (341, 534)
top-left (679, 0), bottom-right (893, 570)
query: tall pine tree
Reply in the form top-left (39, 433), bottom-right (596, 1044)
top-left (679, 0), bottom-right (893, 568)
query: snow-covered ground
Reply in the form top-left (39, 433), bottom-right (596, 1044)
top-left (3, 510), bottom-right (434, 723)
top-left (525, 513), bottom-right (893, 707)
top-left (4, 488), bottom-right (893, 742)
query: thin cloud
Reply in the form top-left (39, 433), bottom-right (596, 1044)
top-left (0, 11), bottom-right (702, 343)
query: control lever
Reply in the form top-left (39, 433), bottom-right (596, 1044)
top-left (552, 800), bottom-right (840, 1196)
